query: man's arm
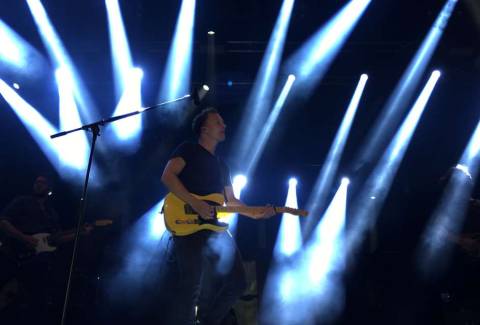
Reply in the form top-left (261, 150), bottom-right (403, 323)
top-left (161, 157), bottom-right (214, 219)
top-left (0, 219), bottom-right (38, 248)
top-left (224, 186), bottom-right (275, 219)
top-left (224, 186), bottom-right (244, 207)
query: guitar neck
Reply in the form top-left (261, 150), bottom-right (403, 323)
top-left (49, 219), bottom-right (113, 244)
top-left (215, 206), bottom-right (307, 217)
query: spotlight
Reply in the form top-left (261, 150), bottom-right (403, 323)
top-left (106, 0), bottom-right (134, 99)
top-left (227, 174), bottom-right (248, 230)
top-left (27, 0), bottom-right (98, 122)
top-left (197, 84), bottom-right (209, 100)
top-left (227, 80), bottom-right (233, 87)
top-left (356, 0), bottom-right (458, 168)
top-left (158, 0), bottom-right (196, 101)
top-left (455, 164), bottom-right (472, 178)
top-left (12, 82), bottom-right (20, 89)
top-left (245, 75), bottom-right (296, 176)
top-left (341, 177), bottom-right (350, 185)
top-left (235, 0), bottom-right (295, 171)
top-left (191, 84), bottom-right (210, 106)
top-left (273, 174), bottom-right (301, 260)
top-left (111, 67), bottom-right (143, 142)
top-left (208, 30), bottom-right (215, 35)
top-left (302, 73), bottom-right (367, 239)
top-left (134, 67), bottom-right (144, 79)
top-left (233, 175), bottom-right (248, 192)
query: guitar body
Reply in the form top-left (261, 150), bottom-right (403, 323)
top-left (32, 233), bottom-right (57, 254)
top-left (0, 219), bottom-right (112, 262)
top-left (163, 192), bottom-right (230, 236)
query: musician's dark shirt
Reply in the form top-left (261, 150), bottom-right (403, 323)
top-left (171, 142), bottom-right (232, 196)
top-left (0, 195), bottom-right (60, 234)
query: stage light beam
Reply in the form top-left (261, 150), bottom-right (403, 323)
top-left (0, 20), bottom-right (47, 77)
top-left (261, 179), bottom-right (349, 324)
top-left (55, 67), bottom-right (90, 170)
top-left (159, 0), bottom-right (196, 102)
top-left (111, 67), bottom-right (143, 143)
top-left (303, 74), bottom-right (368, 238)
top-left (355, 0), bottom-right (458, 169)
top-left (235, 0), bottom-right (295, 166)
top-left (0, 20), bottom-right (28, 68)
top-left (0, 79), bottom-right (58, 166)
top-left (105, 0), bottom-right (134, 100)
top-left (224, 174), bottom-right (248, 233)
top-left (418, 73), bottom-right (480, 277)
top-left (346, 71), bottom-right (441, 257)
top-left (26, 0), bottom-right (99, 122)
top-left (232, 174), bottom-right (248, 198)
top-left (286, 0), bottom-right (371, 98)
top-left (246, 74), bottom-right (296, 176)
top-left (274, 177), bottom-right (302, 260)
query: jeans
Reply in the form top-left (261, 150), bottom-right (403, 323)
top-left (167, 230), bottom-right (246, 325)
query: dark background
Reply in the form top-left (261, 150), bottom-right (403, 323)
top-left (1, 0), bottom-right (480, 323)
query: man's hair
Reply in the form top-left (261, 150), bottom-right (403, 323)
top-left (192, 107), bottom-right (218, 137)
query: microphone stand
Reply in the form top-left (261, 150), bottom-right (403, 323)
top-left (51, 94), bottom-right (191, 325)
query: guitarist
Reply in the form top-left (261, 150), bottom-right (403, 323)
top-left (0, 176), bottom-right (93, 323)
top-left (0, 176), bottom-right (60, 322)
top-left (161, 107), bottom-right (275, 325)
top-left (0, 176), bottom-right (59, 251)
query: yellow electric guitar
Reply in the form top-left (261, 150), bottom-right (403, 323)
top-left (163, 192), bottom-right (308, 236)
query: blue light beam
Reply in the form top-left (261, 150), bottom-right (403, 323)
top-left (418, 86), bottom-right (480, 277)
top-left (355, 0), bottom-right (458, 168)
top-left (202, 175), bottom-right (247, 276)
top-left (223, 174), bottom-right (248, 234)
top-left (26, 0), bottom-right (99, 122)
top-left (261, 179), bottom-right (349, 325)
top-left (246, 74), bottom-right (296, 176)
top-left (346, 71), bottom-right (441, 257)
top-left (286, 0), bottom-right (371, 99)
top-left (0, 79), bottom-right (57, 165)
top-left (417, 165), bottom-right (475, 278)
top-left (274, 177), bottom-right (302, 260)
top-left (235, 0), bottom-right (295, 164)
top-left (159, 0), bottom-right (196, 102)
top-left (107, 197), bottom-right (168, 304)
top-left (0, 20), bottom-right (46, 74)
top-left (105, 0), bottom-right (134, 100)
top-left (303, 74), bottom-right (368, 238)
top-left (55, 67), bottom-right (90, 170)
top-left (111, 67), bottom-right (143, 144)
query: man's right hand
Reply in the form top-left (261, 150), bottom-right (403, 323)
top-left (191, 199), bottom-right (215, 220)
top-left (23, 235), bottom-right (39, 249)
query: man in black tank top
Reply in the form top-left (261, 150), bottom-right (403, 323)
top-left (161, 108), bottom-right (275, 324)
